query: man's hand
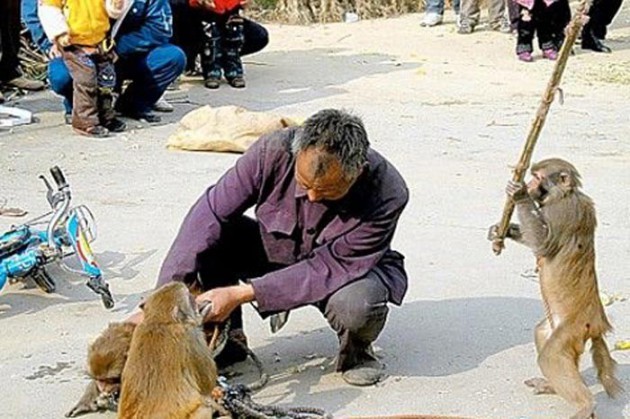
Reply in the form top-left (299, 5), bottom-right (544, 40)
top-left (196, 284), bottom-right (255, 323)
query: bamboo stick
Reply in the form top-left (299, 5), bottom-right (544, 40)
top-left (491, 1), bottom-right (588, 255)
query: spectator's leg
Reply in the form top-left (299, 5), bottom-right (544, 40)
top-left (581, 0), bottom-right (615, 52)
top-left (453, 0), bottom-right (461, 16)
top-left (507, 0), bottom-right (521, 31)
top-left (62, 49), bottom-right (104, 135)
top-left (94, 53), bottom-right (125, 132)
top-left (0, 0), bottom-right (23, 83)
top-left (200, 20), bottom-right (224, 88)
top-left (592, 0), bottom-right (622, 39)
top-left (548, 0), bottom-right (570, 51)
top-left (48, 57), bottom-right (74, 116)
top-left (468, 0), bottom-right (481, 26)
top-left (241, 19), bottom-right (269, 56)
top-left (116, 44), bottom-right (186, 119)
top-left (21, 0), bottom-right (53, 53)
top-left (421, 0), bottom-right (445, 26)
top-left (171, 1), bottom-right (203, 73)
top-left (516, 6), bottom-right (535, 60)
top-left (536, 1), bottom-right (557, 54)
top-left (222, 14), bottom-right (245, 88)
top-left (488, 0), bottom-right (508, 29)
top-left (458, 0), bottom-right (478, 32)
top-left (320, 270), bottom-right (390, 385)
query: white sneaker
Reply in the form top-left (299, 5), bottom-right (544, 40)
top-left (153, 95), bottom-right (174, 113)
top-left (421, 12), bottom-right (443, 27)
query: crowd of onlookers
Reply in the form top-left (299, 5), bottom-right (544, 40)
top-left (0, 0), bottom-right (623, 136)
top-left (1, 0), bottom-right (269, 137)
top-left (420, 0), bottom-right (623, 61)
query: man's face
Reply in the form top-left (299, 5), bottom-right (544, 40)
top-left (295, 147), bottom-right (358, 202)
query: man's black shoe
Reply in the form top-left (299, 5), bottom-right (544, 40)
top-left (582, 31), bottom-right (612, 53)
top-left (342, 359), bottom-right (385, 386)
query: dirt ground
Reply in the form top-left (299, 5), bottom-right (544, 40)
top-left (1, 5), bottom-right (629, 418)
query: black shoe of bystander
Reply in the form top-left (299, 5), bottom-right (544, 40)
top-left (582, 30), bottom-right (612, 53)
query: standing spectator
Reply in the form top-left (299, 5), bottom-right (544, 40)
top-left (420, 0), bottom-right (461, 27)
top-left (582, 0), bottom-right (623, 52)
top-left (458, 0), bottom-right (509, 34)
top-left (0, 0), bottom-right (45, 94)
top-left (513, 0), bottom-right (569, 61)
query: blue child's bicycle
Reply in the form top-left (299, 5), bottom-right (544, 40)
top-left (0, 167), bottom-right (114, 308)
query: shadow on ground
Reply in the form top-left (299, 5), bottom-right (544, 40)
top-left (183, 47), bottom-right (420, 112)
top-left (381, 296), bottom-right (542, 377)
top-left (585, 363), bottom-right (630, 418)
top-left (2, 47), bottom-right (419, 140)
top-left (228, 296), bottom-right (542, 412)
top-left (0, 250), bottom-right (152, 319)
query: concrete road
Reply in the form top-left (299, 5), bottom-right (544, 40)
top-left (1, 6), bottom-right (629, 418)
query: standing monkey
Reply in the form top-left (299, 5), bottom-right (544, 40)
top-left (489, 158), bottom-right (623, 418)
top-left (118, 282), bottom-right (225, 419)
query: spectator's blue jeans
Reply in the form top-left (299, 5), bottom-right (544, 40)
top-left (426, 0), bottom-right (460, 15)
top-left (21, 0), bottom-right (52, 53)
top-left (48, 44), bottom-right (186, 115)
top-left (48, 58), bottom-right (73, 114)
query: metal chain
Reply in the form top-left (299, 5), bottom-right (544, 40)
top-left (219, 380), bottom-right (333, 419)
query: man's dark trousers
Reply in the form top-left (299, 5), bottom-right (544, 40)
top-left (190, 216), bottom-right (390, 372)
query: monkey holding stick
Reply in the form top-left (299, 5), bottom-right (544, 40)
top-left (489, 158), bottom-right (623, 419)
top-left (118, 282), bottom-right (227, 418)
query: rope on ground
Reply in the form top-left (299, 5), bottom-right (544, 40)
top-left (219, 378), bottom-right (333, 419)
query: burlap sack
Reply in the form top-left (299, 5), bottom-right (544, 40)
top-left (167, 105), bottom-right (300, 153)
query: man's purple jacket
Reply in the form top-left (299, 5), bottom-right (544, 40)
top-left (157, 127), bottom-right (409, 314)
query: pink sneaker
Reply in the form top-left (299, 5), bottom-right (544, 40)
top-left (518, 51), bottom-right (533, 62)
top-left (542, 49), bottom-right (558, 60)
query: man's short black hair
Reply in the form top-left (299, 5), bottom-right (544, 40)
top-left (292, 109), bottom-right (369, 179)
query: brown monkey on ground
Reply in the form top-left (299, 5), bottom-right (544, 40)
top-left (66, 322), bottom-right (136, 417)
top-left (118, 282), bottom-right (226, 419)
top-left (489, 158), bottom-right (623, 419)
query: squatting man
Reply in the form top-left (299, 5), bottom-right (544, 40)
top-left (130, 108), bottom-right (409, 386)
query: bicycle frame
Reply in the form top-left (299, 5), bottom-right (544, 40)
top-left (0, 167), bottom-right (114, 308)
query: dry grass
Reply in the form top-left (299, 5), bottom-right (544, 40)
top-left (248, 0), bottom-right (429, 24)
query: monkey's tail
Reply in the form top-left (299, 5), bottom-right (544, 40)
top-left (591, 336), bottom-right (624, 398)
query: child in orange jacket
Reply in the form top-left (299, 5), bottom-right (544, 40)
top-left (189, 0), bottom-right (246, 89)
top-left (39, 0), bottom-right (127, 137)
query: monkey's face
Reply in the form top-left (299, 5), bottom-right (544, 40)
top-left (96, 377), bottom-right (121, 396)
top-left (527, 171), bottom-right (548, 202)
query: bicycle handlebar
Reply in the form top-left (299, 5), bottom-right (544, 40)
top-left (50, 166), bottom-right (68, 189)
